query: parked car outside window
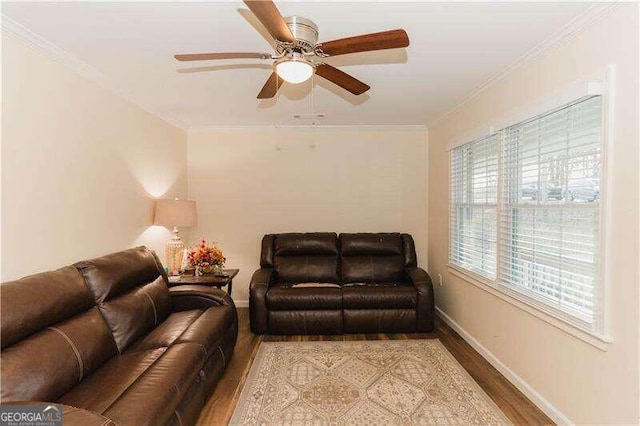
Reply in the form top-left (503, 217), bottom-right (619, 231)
top-left (521, 182), bottom-right (566, 201)
top-left (568, 178), bottom-right (600, 202)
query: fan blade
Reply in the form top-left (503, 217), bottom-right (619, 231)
top-left (244, 0), bottom-right (294, 43)
top-left (318, 29), bottom-right (409, 57)
top-left (174, 52), bottom-right (271, 61)
top-left (315, 64), bottom-right (370, 95)
top-left (257, 72), bottom-right (284, 99)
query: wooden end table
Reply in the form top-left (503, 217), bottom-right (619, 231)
top-left (178, 269), bottom-right (239, 296)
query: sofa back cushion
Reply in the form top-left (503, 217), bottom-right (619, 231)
top-left (1, 267), bottom-right (118, 402)
top-left (270, 233), bottom-right (340, 283)
top-left (75, 247), bottom-right (171, 353)
top-left (340, 233), bottom-right (407, 283)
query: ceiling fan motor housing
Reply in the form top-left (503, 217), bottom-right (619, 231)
top-left (284, 16), bottom-right (319, 52)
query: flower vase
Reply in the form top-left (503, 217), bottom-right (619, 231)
top-left (195, 264), bottom-right (214, 276)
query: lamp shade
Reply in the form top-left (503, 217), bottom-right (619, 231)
top-left (275, 52), bottom-right (314, 84)
top-left (154, 199), bottom-right (197, 227)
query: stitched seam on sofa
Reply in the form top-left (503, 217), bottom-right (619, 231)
top-left (100, 419), bottom-right (112, 426)
top-left (141, 288), bottom-right (159, 325)
top-left (47, 326), bottom-right (84, 383)
top-left (175, 410), bottom-right (183, 426)
top-left (218, 345), bottom-right (226, 368)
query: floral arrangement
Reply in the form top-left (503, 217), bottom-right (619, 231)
top-left (187, 238), bottom-right (225, 276)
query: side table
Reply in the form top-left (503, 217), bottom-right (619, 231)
top-left (178, 269), bottom-right (239, 296)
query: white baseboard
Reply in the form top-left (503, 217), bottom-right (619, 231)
top-left (436, 306), bottom-right (572, 425)
top-left (234, 299), bottom-right (249, 308)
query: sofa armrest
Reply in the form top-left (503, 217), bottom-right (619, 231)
top-left (169, 285), bottom-right (236, 312)
top-left (405, 267), bottom-right (435, 332)
top-left (249, 268), bottom-right (273, 334)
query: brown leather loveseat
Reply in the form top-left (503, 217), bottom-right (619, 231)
top-left (250, 232), bottom-right (434, 335)
top-left (1, 247), bottom-right (237, 425)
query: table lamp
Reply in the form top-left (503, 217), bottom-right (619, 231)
top-left (153, 198), bottom-right (197, 275)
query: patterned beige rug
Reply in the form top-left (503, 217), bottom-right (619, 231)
top-left (230, 340), bottom-right (511, 425)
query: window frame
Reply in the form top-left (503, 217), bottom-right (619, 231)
top-left (449, 135), bottom-right (499, 280)
top-left (447, 95), bottom-right (612, 347)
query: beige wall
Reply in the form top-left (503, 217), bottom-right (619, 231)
top-left (188, 127), bottom-right (428, 302)
top-left (428, 5), bottom-right (639, 424)
top-left (1, 34), bottom-right (188, 281)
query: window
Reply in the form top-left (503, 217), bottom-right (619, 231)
top-left (449, 96), bottom-right (604, 336)
top-left (450, 135), bottom-right (498, 279)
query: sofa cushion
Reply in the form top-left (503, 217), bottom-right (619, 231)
top-left (126, 310), bottom-right (203, 353)
top-left (75, 247), bottom-right (166, 304)
top-left (340, 233), bottom-right (407, 284)
top-left (2, 308), bottom-right (119, 402)
top-left (76, 247), bottom-right (172, 352)
top-left (0, 268), bottom-right (118, 402)
top-left (1, 266), bottom-right (95, 349)
top-left (58, 347), bottom-right (167, 414)
top-left (176, 306), bottom-right (236, 356)
top-left (340, 233), bottom-right (403, 256)
top-left (61, 343), bottom-right (205, 425)
top-left (2, 328), bottom-right (87, 402)
top-left (266, 285), bottom-right (342, 310)
top-left (274, 256), bottom-right (340, 284)
top-left (102, 343), bottom-right (206, 426)
top-left (127, 305), bottom-right (235, 358)
top-left (273, 233), bottom-right (340, 283)
top-left (274, 233), bottom-right (338, 256)
top-left (342, 283), bottom-right (417, 309)
top-left (341, 255), bottom-right (405, 284)
top-left (96, 277), bottom-right (171, 353)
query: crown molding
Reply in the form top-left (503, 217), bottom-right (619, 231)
top-left (429, 2), bottom-right (618, 127)
top-left (188, 124), bottom-right (428, 134)
top-left (0, 15), bottom-right (189, 131)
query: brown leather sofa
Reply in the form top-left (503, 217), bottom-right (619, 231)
top-left (250, 233), bottom-right (434, 335)
top-left (1, 247), bottom-right (237, 426)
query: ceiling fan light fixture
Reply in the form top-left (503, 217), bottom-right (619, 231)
top-left (275, 53), bottom-right (314, 84)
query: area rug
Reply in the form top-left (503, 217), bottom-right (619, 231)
top-left (230, 340), bottom-right (511, 425)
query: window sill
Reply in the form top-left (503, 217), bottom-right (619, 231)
top-left (446, 264), bottom-right (612, 351)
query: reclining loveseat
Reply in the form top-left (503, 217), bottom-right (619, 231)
top-left (250, 232), bottom-right (434, 334)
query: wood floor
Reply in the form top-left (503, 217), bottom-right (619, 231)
top-left (197, 308), bottom-right (553, 425)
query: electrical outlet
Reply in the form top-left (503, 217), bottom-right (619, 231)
top-left (437, 273), bottom-right (443, 287)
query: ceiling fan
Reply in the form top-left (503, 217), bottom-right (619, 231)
top-left (174, 0), bottom-right (410, 99)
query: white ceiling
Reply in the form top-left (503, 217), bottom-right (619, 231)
top-left (3, 1), bottom-right (592, 128)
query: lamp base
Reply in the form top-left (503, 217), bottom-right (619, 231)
top-left (166, 226), bottom-right (185, 276)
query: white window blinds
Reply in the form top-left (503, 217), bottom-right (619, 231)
top-left (450, 135), bottom-right (498, 279)
top-left (499, 96), bottom-right (602, 330)
top-left (449, 95), bottom-right (604, 335)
